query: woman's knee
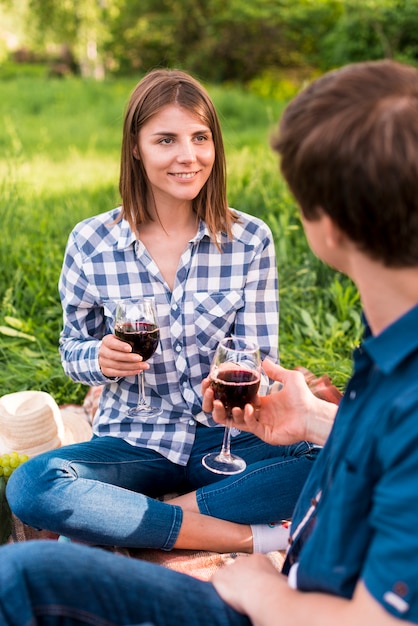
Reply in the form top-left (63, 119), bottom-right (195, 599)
top-left (6, 453), bottom-right (66, 521)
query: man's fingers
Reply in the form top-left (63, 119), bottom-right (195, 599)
top-left (262, 359), bottom-right (287, 383)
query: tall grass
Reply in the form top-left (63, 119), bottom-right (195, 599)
top-left (0, 75), bottom-right (361, 404)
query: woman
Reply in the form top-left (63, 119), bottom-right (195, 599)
top-left (6, 69), bottom-right (318, 553)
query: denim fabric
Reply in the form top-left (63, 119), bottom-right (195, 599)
top-left (197, 441), bottom-right (321, 524)
top-left (0, 541), bottom-right (250, 626)
top-left (7, 427), bottom-right (318, 550)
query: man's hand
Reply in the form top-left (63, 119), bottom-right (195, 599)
top-left (98, 334), bottom-right (148, 379)
top-left (202, 359), bottom-right (337, 446)
top-left (211, 556), bottom-right (405, 626)
top-left (211, 553), bottom-right (285, 616)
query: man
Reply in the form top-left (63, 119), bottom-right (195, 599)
top-left (1, 58), bottom-right (418, 626)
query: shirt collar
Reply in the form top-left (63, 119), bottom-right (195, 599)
top-left (362, 303), bottom-right (418, 375)
top-left (194, 219), bottom-right (216, 243)
top-left (114, 215), bottom-right (213, 251)
top-left (107, 211), bottom-right (135, 250)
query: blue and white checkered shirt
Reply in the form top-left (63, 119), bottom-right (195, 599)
top-left (59, 207), bottom-right (279, 465)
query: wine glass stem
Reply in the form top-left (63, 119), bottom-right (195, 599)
top-left (219, 421), bottom-right (233, 460)
top-left (137, 371), bottom-right (147, 407)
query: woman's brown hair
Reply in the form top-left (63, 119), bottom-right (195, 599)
top-left (119, 68), bottom-right (238, 244)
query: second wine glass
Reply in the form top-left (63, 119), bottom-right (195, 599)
top-left (114, 298), bottom-right (162, 418)
top-left (202, 336), bottom-right (261, 475)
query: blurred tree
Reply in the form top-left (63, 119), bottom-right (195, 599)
top-left (1, 0), bottom-right (121, 77)
top-left (1, 0), bottom-right (417, 81)
top-left (106, 0), bottom-right (329, 80)
top-left (319, 0), bottom-right (418, 69)
top-left (105, 0), bottom-right (216, 75)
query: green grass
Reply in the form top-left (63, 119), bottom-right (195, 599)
top-left (0, 74), bottom-right (361, 404)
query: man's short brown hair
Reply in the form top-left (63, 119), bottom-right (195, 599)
top-left (272, 60), bottom-right (418, 267)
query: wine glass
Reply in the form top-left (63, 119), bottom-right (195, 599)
top-left (202, 336), bottom-right (261, 475)
top-left (114, 298), bottom-right (162, 418)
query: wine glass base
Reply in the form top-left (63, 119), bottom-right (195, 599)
top-left (202, 452), bottom-right (246, 475)
top-left (127, 406), bottom-right (163, 418)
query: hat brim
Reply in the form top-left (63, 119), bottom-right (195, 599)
top-left (0, 398), bottom-right (92, 458)
top-left (60, 405), bottom-right (93, 446)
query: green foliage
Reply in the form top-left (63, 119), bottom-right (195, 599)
top-left (1, 0), bottom-right (416, 84)
top-left (0, 75), bottom-right (361, 404)
top-left (319, 0), bottom-right (418, 69)
top-left (0, 75), bottom-right (128, 402)
top-left (246, 70), bottom-right (306, 103)
top-left (0, 61), bottom-right (47, 79)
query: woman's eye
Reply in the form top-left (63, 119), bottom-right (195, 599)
top-left (159, 137), bottom-right (174, 145)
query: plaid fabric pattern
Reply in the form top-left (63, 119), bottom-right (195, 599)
top-left (59, 207), bottom-right (279, 465)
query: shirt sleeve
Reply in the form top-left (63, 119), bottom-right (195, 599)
top-left (58, 230), bottom-right (110, 385)
top-left (362, 387), bottom-right (418, 622)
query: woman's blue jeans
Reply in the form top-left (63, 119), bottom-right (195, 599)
top-left (6, 425), bottom-right (319, 550)
top-left (0, 540), bottom-right (251, 626)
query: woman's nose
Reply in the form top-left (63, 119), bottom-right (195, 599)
top-left (177, 140), bottom-right (196, 162)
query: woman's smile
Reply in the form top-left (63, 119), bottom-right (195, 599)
top-left (170, 171), bottom-right (199, 179)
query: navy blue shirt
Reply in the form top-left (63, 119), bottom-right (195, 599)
top-left (284, 304), bottom-right (418, 622)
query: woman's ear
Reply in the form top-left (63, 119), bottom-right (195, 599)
top-left (131, 133), bottom-right (140, 160)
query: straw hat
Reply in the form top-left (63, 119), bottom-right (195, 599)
top-left (0, 390), bottom-right (92, 457)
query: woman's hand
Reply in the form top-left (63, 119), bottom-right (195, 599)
top-left (98, 334), bottom-right (148, 379)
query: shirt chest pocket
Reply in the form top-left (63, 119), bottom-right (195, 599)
top-left (193, 290), bottom-right (244, 354)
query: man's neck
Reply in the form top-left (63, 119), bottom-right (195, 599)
top-left (350, 255), bottom-right (418, 336)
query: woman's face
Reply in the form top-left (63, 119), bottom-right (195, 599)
top-left (135, 104), bottom-right (215, 208)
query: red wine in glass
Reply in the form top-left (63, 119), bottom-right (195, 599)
top-left (211, 369), bottom-right (260, 411)
top-left (114, 298), bottom-right (162, 418)
top-left (202, 337), bottom-right (261, 475)
top-left (115, 322), bottom-right (159, 361)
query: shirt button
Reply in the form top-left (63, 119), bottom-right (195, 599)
top-left (349, 390), bottom-right (356, 399)
top-left (188, 419), bottom-right (194, 426)
top-left (172, 303), bottom-right (178, 311)
top-left (394, 581), bottom-right (409, 596)
top-left (176, 344), bottom-right (182, 352)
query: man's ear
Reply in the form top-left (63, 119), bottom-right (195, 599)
top-left (323, 214), bottom-right (346, 249)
